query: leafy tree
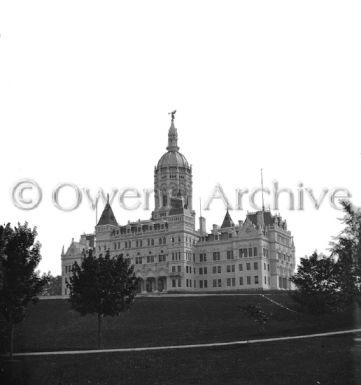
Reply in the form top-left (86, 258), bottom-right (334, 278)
top-left (0, 223), bottom-right (49, 358)
top-left (330, 201), bottom-right (361, 306)
top-left (42, 274), bottom-right (62, 296)
top-left (290, 252), bottom-right (342, 313)
top-left (290, 201), bottom-right (361, 313)
top-left (67, 249), bottom-right (138, 348)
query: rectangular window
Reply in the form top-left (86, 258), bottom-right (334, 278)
top-left (248, 248), bottom-right (253, 257)
top-left (246, 263), bottom-right (251, 270)
top-left (218, 279), bottom-right (222, 287)
top-left (264, 276), bottom-right (267, 284)
top-left (254, 276), bottom-right (259, 284)
top-left (239, 263), bottom-right (243, 271)
top-left (213, 279), bottom-right (217, 287)
top-left (178, 278), bottom-right (181, 287)
top-left (172, 279), bottom-right (176, 288)
top-left (227, 250), bottom-right (233, 259)
top-left (247, 276), bottom-right (251, 285)
top-left (204, 267), bottom-right (207, 275)
top-left (232, 278), bottom-right (235, 286)
top-left (200, 280), bottom-right (203, 289)
top-left (218, 266), bottom-right (221, 273)
top-left (227, 265), bottom-right (231, 273)
top-left (199, 267), bottom-right (203, 275)
top-left (177, 265), bottom-right (181, 272)
top-left (227, 278), bottom-right (231, 287)
top-left (231, 265), bottom-right (235, 272)
top-left (204, 280), bottom-right (208, 288)
top-left (213, 266), bottom-right (216, 274)
top-left (254, 247), bottom-right (258, 256)
top-left (254, 262), bottom-right (258, 270)
top-left (239, 277), bottom-right (244, 285)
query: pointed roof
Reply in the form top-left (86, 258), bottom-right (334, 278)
top-left (167, 120), bottom-right (180, 152)
top-left (97, 202), bottom-right (118, 226)
top-left (221, 209), bottom-right (235, 228)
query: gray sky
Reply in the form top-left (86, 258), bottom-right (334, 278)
top-left (1, 0), bottom-right (360, 275)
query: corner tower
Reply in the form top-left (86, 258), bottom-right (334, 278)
top-left (152, 111), bottom-right (194, 219)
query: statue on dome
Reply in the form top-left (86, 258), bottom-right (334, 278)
top-left (168, 110), bottom-right (176, 122)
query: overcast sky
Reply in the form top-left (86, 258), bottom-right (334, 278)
top-left (1, 0), bottom-right (360, 275)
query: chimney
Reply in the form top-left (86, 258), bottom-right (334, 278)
top-left (199, 216), bottom-right (206, 235)
top-left (212, 224), bottom-right (218, 235)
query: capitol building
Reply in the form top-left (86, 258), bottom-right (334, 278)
top-left (61, 115), bottom-right (296, 294)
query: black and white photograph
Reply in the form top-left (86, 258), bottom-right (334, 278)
top-left (0, 1), bottom-right (360, 384)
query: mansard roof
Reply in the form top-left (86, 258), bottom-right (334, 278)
top-left (221, 209), bottom-right (234, 228)
top-left (97, 202), bottom-right (118, 226)
top-left (247, 211), bottom-right (274, 227)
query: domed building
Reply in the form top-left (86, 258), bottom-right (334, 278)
top-left (153, 117), bottom-right (194, 219)
top-left (61, 113), bottom-right (296, 295)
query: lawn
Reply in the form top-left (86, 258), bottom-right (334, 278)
top-left (1, 295), bottom-right (356, 353)
top-left (0, 295), bottom-right (360, 384)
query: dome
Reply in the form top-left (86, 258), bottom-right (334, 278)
top-left (157, 151), bottom-right (189, 169)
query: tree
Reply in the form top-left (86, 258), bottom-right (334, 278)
top-left (0, 223), bottom-right (49, 358)
top-left (290, 252), bottom-right (342, 313)
top-left (290, 201), bottom-right (361, 313)
top-left (42, 274), bottom-right (62, 296)
top-left (330, 201), bottom-right (361, 306)
top-left (67, 249), bottom-right (138, 348)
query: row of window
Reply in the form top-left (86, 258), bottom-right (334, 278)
top-left (106, 235), bottom-right (197, 252)
top-left (197, 262), bottom-right (269, 275)
top-left (132, 257), bottom-right (270, 274)
top-left (188, 275), bottom-right (266, 288)
top-left (134, 254), bottom-right (167, 264)
top-left (207, 247), bottom-right (268, 261)
top-left (112, 223), bottom-right (168, 235)
top-left (171, 265), bottom-right (182, 273)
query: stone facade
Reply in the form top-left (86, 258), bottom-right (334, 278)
top-left (61, 118), bottom-right (295, 295)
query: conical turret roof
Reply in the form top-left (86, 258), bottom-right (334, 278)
top-left (97, 202), bottom-right (118, 226)
top-left (221, 209), bottom-right (234, 228)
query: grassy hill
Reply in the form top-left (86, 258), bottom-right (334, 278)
top-left (3, 294), bottom-right (355, 352)
top-left (0, 294), bottom-right (359, 384)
